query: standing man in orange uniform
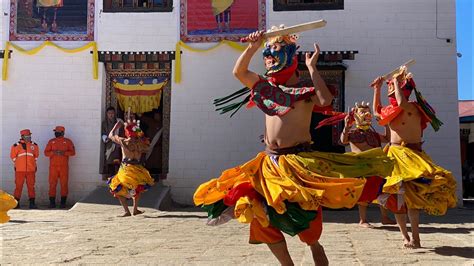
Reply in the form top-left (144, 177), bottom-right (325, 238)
top-left (44, 126), bottom-right (76, 208)
top-left (10, 129), bottom-right (39, 209)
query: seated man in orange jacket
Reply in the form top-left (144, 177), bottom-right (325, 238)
top-left (44, 126), bottom-right (76, 208)
top-left (10, 129), bottom-right (39, 209)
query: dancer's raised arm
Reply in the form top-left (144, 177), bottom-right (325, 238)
top-left (233, 31), bottom-right (263, 88)
top-left (307, 44), bottom-right (333, 107)
top-left (371, 76), bottom-right (384, 118)
top-left (393, 75), bottom-right (409, 109)
top-left (108, 119), bottom-right (124, 144)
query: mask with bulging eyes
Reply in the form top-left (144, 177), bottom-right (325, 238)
top-left (55, 132), bottom-right (64, 138)
top-left (262, 40), bottom-right (297, 74)
top-left (353, 102), bottom-right (372, 130)
top-left (22, 135), bottom-right (32, 142)
top-left (262, 25), bottom-right (299, 76)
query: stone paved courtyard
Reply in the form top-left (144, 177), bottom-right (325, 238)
top-left (1, 203), bottom-right (473, 265)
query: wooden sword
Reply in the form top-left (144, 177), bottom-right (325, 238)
top-left (382, 59), bottom-right (416, 80)
top-left (240, 20), bottom-right (327, 43)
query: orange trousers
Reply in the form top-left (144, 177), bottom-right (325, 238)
top-left (249, 207), bottom-right (323, 245)
top-left (48, 166), bottom-right (69, 197)
top-left (14, 172), bottom-right (36, 199)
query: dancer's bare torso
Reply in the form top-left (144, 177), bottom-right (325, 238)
top-left (389, 102), bottom-right (422, 144)
top-left (265, 98), bottom-right (315, 149)
top-left (111, 137), bottom-right (149, 161)
top-left (349, 139), bottom-right (377, 153)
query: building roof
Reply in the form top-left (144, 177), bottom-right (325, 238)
top-left (459, 100), bottom-right (474, 118)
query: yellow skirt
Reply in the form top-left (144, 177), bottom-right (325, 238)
top-left (0, 190), bottom-right (18, 223)
top-left (194, 148), bottom-right (394, 223)
top-left (382, 145), bottom-right (457, 215)
top-left (108, 164), bottom-right (155, 198)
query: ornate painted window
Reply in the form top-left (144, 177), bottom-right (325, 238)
top-left (10, 0), bottom-right (95, 41)
top-left (103, 0), bottom-right (172, 12)
top-left (273, 0), bottom-right (343, 11)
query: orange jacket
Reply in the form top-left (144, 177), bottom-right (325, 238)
top-left (10, 140), bottom-right (39, 172)
top-left (44, 137), bottom-right (75, 167)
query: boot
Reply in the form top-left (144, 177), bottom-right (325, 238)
top-left (29, 198), bottom-right (38, 209)
top-left (60, 197), bottom-right (67, 209)
top-left (49, 197), bottom-right (56, 208)
top-left (14, 198), bottom-right (21, 209)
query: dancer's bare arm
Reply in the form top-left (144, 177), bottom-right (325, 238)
top-left (233, 31), bottom-right (263, 88)
top-left (307, 44), bottom-right (333, 107)
top-left (379, 125), bottom-right (390, 143)
top-left (340, 114), bottom-right (353, 145)
top-left (108, 120), bottom-right (124, 144)
top-left (393, 76), bottom-right (409, 109)
top-left (371, 76), bottom-right (384, 118)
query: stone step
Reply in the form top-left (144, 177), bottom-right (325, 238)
top-left (74, 183), bottom-right (173, 211)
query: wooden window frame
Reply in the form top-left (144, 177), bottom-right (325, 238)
top-left (273, 0), bottom-right (343, 11)
top-left (103, 0), bottom-right (173, 13)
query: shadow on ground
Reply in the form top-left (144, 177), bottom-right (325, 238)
top-left (433, 246), bottom-right (474, 259)
top-left (321, 206), bottom-right (474, 225)
top-left (372, 225), bottom-right (472, 234)
top-left (143, 214), bottom-right (207, 219)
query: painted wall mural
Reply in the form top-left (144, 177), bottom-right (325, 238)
top-left (180, 0), bottom-right (266, 43)
top-left (10, 0), bottom-right (95, 41)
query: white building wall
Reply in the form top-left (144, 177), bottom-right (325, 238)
top-left (0, 0), bottom-right (462, 205)
top-left (1, 46), bottom-right (103, 203)
top-left (96, 2), bottom-right (178, 51)
top-left (1, 0), bottom-right (103, 205)
top-left (169, 48), bottom-right (265, 203)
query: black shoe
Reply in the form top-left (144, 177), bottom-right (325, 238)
top-left (49, 197), bottom-right (56, 208)
top-left (14, 198), bottom-right (20, 209)
top-left (60, 196), bottom-right (67, 209)
top-left (29, 198), bottom-right (38, 209)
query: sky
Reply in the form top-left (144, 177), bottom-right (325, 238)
top-left (457, 0), bottom-right (473, 100)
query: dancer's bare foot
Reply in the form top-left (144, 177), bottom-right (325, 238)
top-left (402, 238), bottom-right (420, 249)
top-left (408, 239), bottom-right (421, 249)
top-left (359, 221), bottom-right (374, 228)
top-left (118, 212), bottom-right (131, 217)
top-left (133, 210), bottom-right (144, 216)
top-left (381, 217), bottom-right (397, 225)
top-left (402, 238), bottom-right (413, 249)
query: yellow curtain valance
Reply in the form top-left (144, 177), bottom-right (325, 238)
top-left (114, 78), bottom-right (168, 114)
top-left (174, 40), bottom-right (247, 83)
top-left (2, 41), bottom-right (98, 81)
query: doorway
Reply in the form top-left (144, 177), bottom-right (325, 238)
top-left (103, 69), bottom-right (171, 180)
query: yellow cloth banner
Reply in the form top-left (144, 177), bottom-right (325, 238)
top-left (114, 79), bottom-right (168, 114)
top-left (2, 41), bottom-right (98, 81)
top-left (174, 40), bottom-right (247, 83)
top-left (37, 0), bottom-right (63, 7)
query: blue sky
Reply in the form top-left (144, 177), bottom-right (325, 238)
top-left (457, 0), bottom-right (473, 100)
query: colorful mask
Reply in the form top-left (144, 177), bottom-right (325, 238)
top-left (263, 25), bottom-right (299, 83)
top-left (353, 101), bottom-right (372, 130)
top-left (387, 66), bottom-right (415, 103)
top-left (125, 121), bottom-right (144, 138)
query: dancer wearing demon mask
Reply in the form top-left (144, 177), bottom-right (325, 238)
top-left (340, 102), bottom-right (396, 228)
top-left (107, 114), bottom-right (154, 217)
top-left (372, 67), bottom-right (457, 248)
top-left (194, 27), bottom-right (393, 265)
